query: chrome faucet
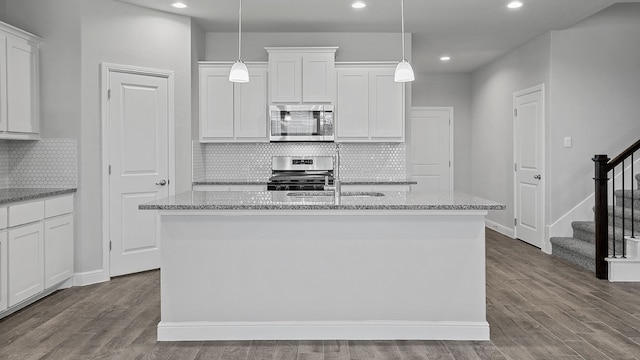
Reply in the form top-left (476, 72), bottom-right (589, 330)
top-left (324, 144), bottom-right (341, 198)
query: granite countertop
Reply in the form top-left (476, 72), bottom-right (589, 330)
top-left (192, 179), bottom-right (417, 186)
top-left (0, 188), bottom-right (77, 205)
top-left (140, 190), bottom-right (505, 211)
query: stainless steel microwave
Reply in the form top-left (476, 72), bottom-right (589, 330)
top-left (269, 104), bottom-right (334, 142)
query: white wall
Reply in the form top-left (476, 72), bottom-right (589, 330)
top-left (206, 32), bottom-right (409, 62)
top-left (470, 33), bottom-right (551, 229)
top-left (412, 73), bottom-right (472, 192)
top-left (78, 0), bottom-right (192, 273)
top-left (548, 3), bottom-right (640, 222)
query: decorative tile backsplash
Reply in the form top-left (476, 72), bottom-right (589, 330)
top-left (193, 142), bottom-right (407, 181)
top-left (0, 139), bottom-right (77, 189)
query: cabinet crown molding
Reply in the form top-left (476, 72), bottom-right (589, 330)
top-left (264, 46), bottom-right (338, 54)
top-left (0, 21), bottom-right (43, 43)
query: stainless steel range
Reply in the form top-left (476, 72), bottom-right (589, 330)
top-left (267, 156), bottom-right (334, 191)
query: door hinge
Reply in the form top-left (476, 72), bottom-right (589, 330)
top-left (514, 163), bottom-right (518, 171)
top-left (449, 118), bottom-right (451, 125)
top-left (514, 108), bottom-right (517, 117)
top-left (514, 218), bottom-right (517, 226)
top-left (108, 165), bottom-right (111, 175)
top-left (449, 161), bottom-right (451, 168)
top-left (109, 241), bottom-right (112, 251)
top-left (107, 89), bottom-right (111, 100)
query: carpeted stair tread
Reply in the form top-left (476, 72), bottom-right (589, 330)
top-left (550, 237), bottom-right (595, 272)
top-left (614, 190), bottom-right (640, 210)
top-left (637, 173), bottom-right (640, 188)
top-left (572, 220), bottom-right (628, 244)
top-left (607, 205), bottom-right (640, 231)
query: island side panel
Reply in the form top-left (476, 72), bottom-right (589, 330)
top-left (158, 211), bottom-right (488, 341)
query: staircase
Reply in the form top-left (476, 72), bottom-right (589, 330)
top-left (551, 173), bottom-right (640, 273)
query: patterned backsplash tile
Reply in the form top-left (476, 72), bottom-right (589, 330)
top-left (0, 141), bottom-right (9, 189)
top-left (0, 139), bottom-right (77, 189)
top-left (193, 142), bottom-right (407, 181)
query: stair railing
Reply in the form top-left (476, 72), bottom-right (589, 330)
top-left (593, 138), bottom-right (640, 279)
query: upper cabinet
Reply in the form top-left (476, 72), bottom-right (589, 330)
top-left (0, 22), bottom-right (41, 140)
top-left (199, 63), bottom-right (268, 143)
top-left (336, 64), bottom-right (405, 143)
top-left (266, 47), bottom-right (337, 104)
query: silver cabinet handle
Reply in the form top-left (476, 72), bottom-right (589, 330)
top-left (156, 180), bottom-right (167, 186)
top-left (534, 174), bottom-right (541, 180)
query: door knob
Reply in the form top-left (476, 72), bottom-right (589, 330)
top-left (156, 179), bottom-right (167, 186)
top-left (534, 174), bottom-right (541, 180)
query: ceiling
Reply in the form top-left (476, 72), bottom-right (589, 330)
top-left (116, 0), bottom-right (638, 73)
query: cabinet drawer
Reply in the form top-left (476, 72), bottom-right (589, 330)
top-left (8, 201), bottom-right (44, 227)
top-left (45, 195), bottom-right (74, 218)
top-left (0, 207), bottom-right (7, 230)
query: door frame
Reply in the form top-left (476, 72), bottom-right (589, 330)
top-left (512, 84), bottom-right (546, 251)
top-left (410, 106), bottom-right (454, 192)
top-left (100, 63), bottom-right (175, 278)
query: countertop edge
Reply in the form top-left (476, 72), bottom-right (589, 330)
top-left (0, 188), bottom-right (78, 205)
top-left (140, 204), bottom-right (506, 211)
top-left (192, 180), bottom-right (418, 186)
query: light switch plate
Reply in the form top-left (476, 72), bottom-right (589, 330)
top-left (564, 137), bottom-right (572, 148)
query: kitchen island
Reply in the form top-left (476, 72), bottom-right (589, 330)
top-left (140, 191), bottom-right (504, 341)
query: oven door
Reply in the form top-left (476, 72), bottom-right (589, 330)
top-left (269, 105), bottom-right (331, 142)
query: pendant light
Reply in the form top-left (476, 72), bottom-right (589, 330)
top-left (394, 0), bottom-right (415, 82)
top-left (229, 0), bottom-right (249, 82)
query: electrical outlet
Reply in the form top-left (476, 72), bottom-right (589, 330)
top-left (564, 137), bottom-right (572, 148)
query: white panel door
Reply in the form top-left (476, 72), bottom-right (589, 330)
top-left (8, 222), bottom-right (44, 306)
top-left (369, 70), bottom-right (404, 141)
top-left (411, 108), bottom-right (452, 192)
top-left (44, 214), bottom-right (74, 288)
top-left (6, 36), bottom-right (38, 133)
top-left (200, 67), bottom-right (234, 141)
top-left (336, 69), bottom-right (369, 139)
top-left (0, 231), bottom-right (7, 312)
top-left (302, 53), bottom-right (334, 103)
top-left (234, 67), bottom-right (267, 140)
top-left (109, 71), bottom-right (169, 277)
top-left (514, 88), bottom-right (544, 248)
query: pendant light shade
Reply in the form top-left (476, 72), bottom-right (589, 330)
top-left (394, 59), bottom-right (415, 82)
top-left (229, 61), bottom-right (249, 83)
top-left (395, 0), bottom-right (415, 83)
top-left (229, 0), bottom-right (249, 83)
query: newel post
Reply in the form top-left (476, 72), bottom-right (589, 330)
top-left (593, 154), bottom-right (610, 280)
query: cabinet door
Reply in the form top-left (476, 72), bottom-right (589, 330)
top-left (44, 214), bottom-right (74, 288)
top-left (369, 70), bottom-right (404, 141)
top-left (336, 69), bottom-right (369, 140)
top-left (200, 66), bottom-right (234, 141)
top-left (8, 222), bottom-right (44, 307)
top-left (269, 53), bottom-right (302, 103)
top-left (0, 34), bottom-right (7, 133)
top-left (303, 53), bottom-right (335, 103)
top-left (0, 232), bottom-right (7, 312)
top-left (6, 36), bottom-right (39, 134)
top-left (234, 67), bottom-right (267, 141)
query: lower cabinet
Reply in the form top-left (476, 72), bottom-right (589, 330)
top-left (342, 184), bottom-right (412, 192)
top-left (0, 231), bottom-right (7, 312)
top-left (8, 222), bottom-right (44, 307)
top-left (192, 184), bottom-right (267, 191)
top-left (44, 214), bottom-right (74, 288)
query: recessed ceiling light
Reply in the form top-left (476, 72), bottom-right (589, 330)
top-left (440, 56), bottom-right (451, 62)
top-left (352, 2), bottom-right (366, 9)
top-left (507, 1), bottom-right (523, 9)
top-left (172, 2), bottom-right (187, 9)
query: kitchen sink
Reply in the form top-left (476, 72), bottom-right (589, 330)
top-left (286, 191), bottom-right (385, 198)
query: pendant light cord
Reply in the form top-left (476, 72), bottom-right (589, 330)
top-left (238, 0), bottom-right (242, 61)
top-left (401, 0), bottom-right (405, 61)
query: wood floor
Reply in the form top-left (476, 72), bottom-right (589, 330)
top-left (2, 229), bottom-right (640, 359)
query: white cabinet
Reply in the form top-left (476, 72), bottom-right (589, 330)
top-left (0, 231), bottom-right (7, 312)
top-left (0, 22), bottom-right (41, 140)
top-left (336, 65), bottom-right (405, 142)
top-left (342, 184), bottom-right (412, 192)
top-left (44, 214), bottom-right (74, 288)
top-left (199, 63), bottom-right (268, 143)
top-left (266, 47), bottom-right (337, 103)
top-left (8, 222), bottom-right (44, 306)
top-left (1, 194), bottom-right (74, 315)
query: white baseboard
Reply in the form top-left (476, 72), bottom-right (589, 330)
top-left (485, 219), bottom-right (514, 238)
top-left (607, 257), bottom-right (640, 282)
top-left (157, 321), bottom-right (490, 341)
top-left (73, 269), bottom-right (109, 287)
